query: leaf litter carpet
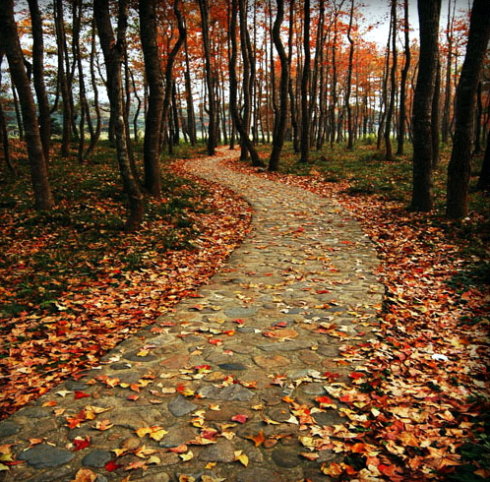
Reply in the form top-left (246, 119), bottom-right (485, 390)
top-left (0, 148), bottom-right (386, 481)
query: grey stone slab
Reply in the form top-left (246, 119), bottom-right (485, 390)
top-left (82, 449), bottom-right (112, 468)
top-left (168, 395), bottom-right (198, 417)
top-left (0, 421), bottom-right (20, 438)
top-left (18, 444), bottom-right (74, 468)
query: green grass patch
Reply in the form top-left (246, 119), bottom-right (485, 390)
top-left (0, 141), bottom-right (209, 320)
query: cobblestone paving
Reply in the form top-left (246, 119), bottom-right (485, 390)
top-left (0, 149), bottom-right (384, 481)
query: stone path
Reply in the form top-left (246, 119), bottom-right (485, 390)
top-left (0, 149), bottom-right (384, 481)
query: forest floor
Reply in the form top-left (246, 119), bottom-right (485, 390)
top-left (0, 143), bottom-right (488, 481)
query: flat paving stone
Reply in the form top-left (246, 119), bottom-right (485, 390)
top-left (0, 148), bottom-right (383, 481)
top-left (0, 421), bottom-right (20, 437)
top-left (18, 444), bottom-right (74, 468)
top-left (168, 395), bottom-right (198, 417)
top-left (82, 449), bottom-right (112, 468)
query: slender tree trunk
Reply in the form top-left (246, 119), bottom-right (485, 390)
top-left (139, 0), bottom-right (164, 197)
top-left (476, 131), bottom-right (490, 190)
top-left (129, 68), bottom-right (141, 142)
top-left (446, 0), bottom-right (490, 218)
top-left (288, 0), bottom-right (300, 153)
top-left (238, 0), bottom-right (261, 165)
top-left (441, 0), bottom-right (454, 144)
top-left (0, 0), bottom-right (54, 209)
top-left (299, 0), bottom-right (311, 163)
top-left (269, 0), bottom-right (288, 171)
top-left (397, 0), bottom-right (410, 155)
top-left (229, 0), bottom-right (262, 167)
top-left (183, 30), bottom-right (197, 145)
top-left (0, 53), bottom-right (14, 175)
top-left (162, 0), bottom-right (186, 150)
top-left (198, 0), bottom-right (217, 155)
top-left (11, 83), bottom-right (24, 140)
top-left (410, 0), bottom-right (441, 212)
top-left (27, 0), bottom-right (51, 163)
top-left (85, 17), bottom-right (101, 159)
top-left (431, 58), bottom-right (441, 168)
top-left (345, 0), bottom-right (355, 150)
top-left (94, 0), bottom-right (144, 231)
top-left (54, 0), bottom-right (72, 157)
top-left (473, 81), bottom-right (483, 155)
top-left (384, 0), bottom-right (397, 160)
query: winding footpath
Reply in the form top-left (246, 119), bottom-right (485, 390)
top-left (0, 149), bottom-right (384, 481)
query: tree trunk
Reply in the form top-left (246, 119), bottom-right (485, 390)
top-left (299, 0), bottom-right (311, 163)
top-left (441, 0), bottom-right (454, 144)
top-left (0, 0), bottom-right (54, 210)
top-left (397, 0), bottom-right (410, 155)
top-left (162, 0), bottom-right (186, 150)
top-left (269, 0), bottom-right (289, 171)
top-left (345, 0), bottom-right (355, 150)
top-left (85, 17), bottom-right (101, 159)
top-left (288, 0), bottom-right (300, 153)
top-left (54, 0), bottom-right (72, 157)
top-left (94, 0), bottom-right (144, 231)
top-left (229, 0), bottom-right (262, 167)
top-left (183, 30), bottom-right (197, 145)
top-left (27, 0), bottom-right (51, 164)
top-left (198, 0), bottom-right (217, 155)
top-left (446, 0), bottom-right (490, 218)
top-left (476, 131), bottom-right (490, 191)
top-left (431, 58), bottom-right (441, 168)
top-left (410, 0), bottom-right (441, 212)
top-left (384, 0), bottom-right (397, 160)
top-left (139, 0), bottom-right (164, 197)
top-left (0, 53), bottom-right (14, 175)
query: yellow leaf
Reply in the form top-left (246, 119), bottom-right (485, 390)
top-left (147, 455), bottom-right (161, 465)
top-left (180, 450), bottom-right (194, 461)
top-left (149, 429), bottom-right (168, 441)
top-left (262, 417), bottom-right (280, 425)
top-left (234, 450), bottom-right (249, 467)
top-left (137, 349), bottom-right (150, 357)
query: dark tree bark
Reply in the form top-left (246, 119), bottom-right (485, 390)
top-left (54, 0), bottom-right (72, 157)
top-left (476, 131), bottom-right (490, 191)
top-left (0, 53), bottom-right (14, 175)
top-left (396, 0), bottom-right (410, 155)
top-left (345, 0), bottom-right (355, 150)
top-left (299, 0), bottom-right (311, 163)
top-left (238, 0), bottom-right (262, 165)
top-left (228, 0), bottom-right (262, 167)
top-left (269, 0), bottom-right (289, 171)
top-left (85, 17), bottom-right (101, 159)
top-left (384, 0), bottom-right (397, 161)
top-left (198, 0), bottom-right (218, 155)
top-left (94, 0), bottom-right (144, 231)
top-left (183, 26), bottom-right (197, 145)
top-left (446, 0), bottom-right (490, 218)
top-left (287, 0), bottom-right (300, 153)
top-left (27, 0), bottom-right (51, 164)
top-left (441, 0), bottom-right (455, 144)
top-left (161, 0), bottom-right (186, 151)
top-left (0, 0), bottom-right (54, 210)
top-left (431, 58), bottom-right (441, 168)
top-left (410, 0), bottom-right (441, 212)
top-left (11, 83), bottom-right (24, 140)
top-left (473, 81), bottom-right (483, 155)
top-left (139, 0), bottom-right (164, 197)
